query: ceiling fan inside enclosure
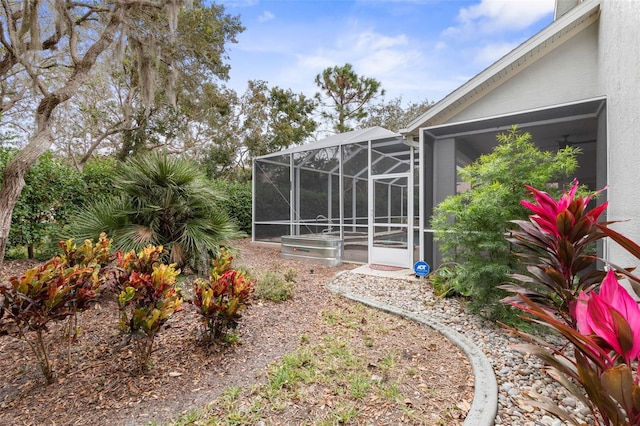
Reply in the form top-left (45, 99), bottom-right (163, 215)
top-left (540, 134), bottom-right (597, 150)
top-left (555, 134), bottom-right (597, 148)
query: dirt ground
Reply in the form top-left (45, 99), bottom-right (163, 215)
top-left (0, 239), bottom-right (473, 425)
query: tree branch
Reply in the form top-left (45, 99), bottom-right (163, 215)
top-left (79, 122), bottom-right (128, 166)
top-left (115, 0), bottom-right (164, 7)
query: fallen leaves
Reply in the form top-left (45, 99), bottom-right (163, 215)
top-left (0, 239), bottom-right (474, 425)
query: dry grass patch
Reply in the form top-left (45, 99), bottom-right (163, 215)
top-left (170, 298), bottom-right (473, 426)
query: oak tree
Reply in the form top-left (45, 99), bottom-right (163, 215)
top-left (360, 97), bottom-right (434, 132)
top-left (50, 1), bottom-right (243, 168)
top-left (204, 80), bottom-right (318, 181)
top-left (0, 0), bottom-right (192, 265)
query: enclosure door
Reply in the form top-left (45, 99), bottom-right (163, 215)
top-left (369, 174), bottom-right (413, 268)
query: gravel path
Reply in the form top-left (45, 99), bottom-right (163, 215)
top-left (329, 269), bottom-right (594, 426)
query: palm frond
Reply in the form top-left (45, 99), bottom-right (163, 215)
top-left (68, 152), bottom-right (239, 272)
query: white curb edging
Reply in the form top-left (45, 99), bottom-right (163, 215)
top-left (326, 272), bottom-right (498, 426)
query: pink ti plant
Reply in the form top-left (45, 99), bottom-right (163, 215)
top-left (503, 181), bottom-right (640, 425)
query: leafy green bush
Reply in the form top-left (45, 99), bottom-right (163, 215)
top-left (1, 149), bottom-right (79, 259)
top-left (210, 179), bottom-right (252, 235)
top-left (431, 127), bottom-right (582, 321)
top-left (429, 262), bottom-right (465, 298)
top-left (0, 150), bottom-right (117, 260)
top-left (254, 268), bottom-right (297, 302)
top-left (283, 267), bottom-right (298, 284)
top-left (40, 157), bottom-right (118, 259)
top-left (77, 157), bottom-right (119, 203)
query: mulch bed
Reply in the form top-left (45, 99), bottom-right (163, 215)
top-left (0, 239), bottom-right (473, 425)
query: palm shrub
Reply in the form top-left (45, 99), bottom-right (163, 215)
top-left (431, 127), bottom-right (581, 320)
top-left (70, 152), bottom-right (241, 273)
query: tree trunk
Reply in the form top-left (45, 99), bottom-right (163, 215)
top-left (0, 128), bottom-right (54, 267)
top-left (0, 5), bottom-right (127, 267)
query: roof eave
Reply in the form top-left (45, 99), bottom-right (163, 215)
top-left (400, 0), bottom-right (602, 137)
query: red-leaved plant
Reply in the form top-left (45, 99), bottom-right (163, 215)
top-left (502, 180), bottom-right (608, 324)
top-left (112, 245), bottom-right (183, 372)
top-left (503, 180), bottom-right (640, 425)
top-left (0, 234), bottom-right (112, 384)
top-left (191, 248), bottom-right (254, 342)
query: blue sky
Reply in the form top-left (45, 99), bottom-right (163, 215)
top-left (217, 0), bottom-right (556, 105)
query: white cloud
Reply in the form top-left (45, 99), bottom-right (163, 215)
top-left (258, 10), bottom-right (275, 23)
top-left (297, 28), bottom-right (418, 78)
top-left (353, 31), bottom-right (408, 51)
top-left (473, 41), bottom-right (519, 65)
top-left (358, 49), bottom-right (415, 76)
top-left (296, 54), bottom-right (336, 71)
top-left (434, 0), bottom-right (555, 98)
top-left (278, 26), bottom-right (432, 103)
top-left (444, 0), bottom-right (555, 37)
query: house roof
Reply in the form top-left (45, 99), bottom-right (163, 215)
top-left (255, 126), bottom-right (401, 160)
top-left (400, 0), bottom-right (602, 139)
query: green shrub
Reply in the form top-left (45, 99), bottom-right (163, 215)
top-left (283, 267), bottom-right (298, 284)
top-left (431, 127), bottom-right (582, 321)
top-left (77, 157), bottom-right (119, 203)
top-left (429, 262), bottom-right (466, 298)
top-left (254, 269), bottom-right (296, 302)
top-left (0, 150), bottom-right (117, 260)
top-left (1, 149), bottom-right (80, 259)
top-left (210, 179), bottom-right (252, 235)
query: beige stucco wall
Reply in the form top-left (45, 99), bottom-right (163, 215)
top-left (448, 0), bottom-right (640, 271)
top-left (412, 0), bottom-right (640, 273)
top-left (597, 0), bottom-right (640, 268)
top-left (451, 23), bottom-right (600, 122)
